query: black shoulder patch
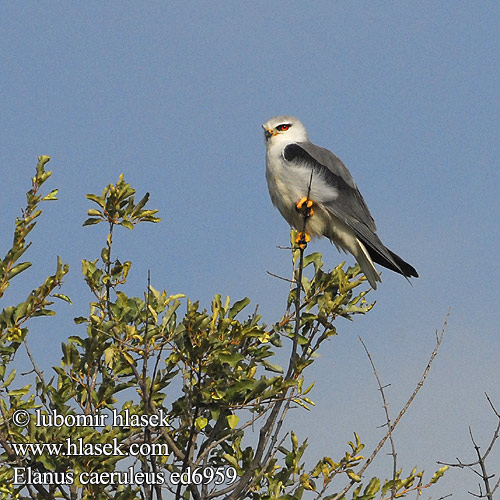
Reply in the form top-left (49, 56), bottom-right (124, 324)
top-left (283, 143), bottom-right (311, 162)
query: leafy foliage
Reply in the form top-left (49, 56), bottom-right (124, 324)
top-left (0, 159), bottom-right (446, 499)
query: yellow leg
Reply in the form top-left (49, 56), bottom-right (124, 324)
top-left (295, 197), bottom-right (314, 249)
top-left (295, 197), bottom-right (314, 216)
top-left (295, 231), bottom-right (310, 250)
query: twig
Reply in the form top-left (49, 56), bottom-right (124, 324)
top-left (144, 272), bottom-right (163, 500)
top-left (196, 405), bottom-right (269, 466)
top-left (359, 336), bottom-right (397, 499)
top-left (23, 338), bottom-right (53, 412)
top-left (438, 393), bottom-right (500, 500)
top-left (175, 359), bottom-right (203, 500)
top-left (261, 392), bottom-right (294, 468)
top-left (142, 271), bottom-right (153, 500)
top-left (228, 170), bottom-right (314, 500)
top-left (332, 313), bottom-right (448, 500)
top-left (125, 355), bottom-right (186, 462)
top-left (470, 427), bottom-right (493, 500)
top-left (287, 168), bottom-right (314, 378)
top-left (105, 220), bottom-right (114, 317)
top-left (266, 270), bottom-right (294, 283)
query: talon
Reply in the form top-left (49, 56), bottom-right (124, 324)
top-left (295, 231), bottom-right (310, 249)
top-left (296, 197), bottom-right (314, 217)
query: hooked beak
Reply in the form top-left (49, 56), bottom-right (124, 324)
top-left (264, 128), bottom-right (273, 141)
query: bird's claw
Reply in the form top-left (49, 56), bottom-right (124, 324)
top-left (296, 197), bottom-right (314, 217)
top-left (295, 231), bottom-right (310, 250)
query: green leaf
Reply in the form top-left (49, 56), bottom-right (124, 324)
top-left (38, 155), bottom-right (51, 166)
top-left (131, 193), bottom-right (150, 216)
top-left (301, 382), bottom-right (315, 395)
top-left (227, 414), bottom-right (239, 429)
top-left (86, 193), bottom-right (106, 208)
top-left (223, 453), bottom-right (239, 468)
top-left (292, 398), bottom-right (312, 410)
top-left (83, 217), bottom-right (102, 226)
top-left (120, 220), bottom-right (134, 230)
top-left (8, 384), bottom-right (31, 397)
top-left (430, 465), bottom-right (448, 484)
top-left (122, 351), bottom-right (135, 366)
top-left (364, 477), bottom-right (380, 495)
top-left (104, 346), bottom-right (117, 367)
top-left (42, 189), bottom-right (58, 201)
top-left (262, 360), bottom-right (283, 373)
top-left (53, 293), bottom-right (72, 304)
top-left (302, 252), bottom-right (323, 270)
top-left (218, 352), bottom-right (245, 367)
top-left (6, 262), bottom-right (32, 280)
top-left (1, 369), bottom-right (16, 388)
top-left (346, 470), bottom-right (361, 482)
top-left (228, 297), bottom-right (250, 319)
top-left (195, 417), bottom-right (208, 430)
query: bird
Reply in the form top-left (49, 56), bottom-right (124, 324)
top-left (262, 115), bottom-right (418, 289)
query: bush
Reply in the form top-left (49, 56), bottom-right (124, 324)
top-left (0, 157), bottom-right (446, 499)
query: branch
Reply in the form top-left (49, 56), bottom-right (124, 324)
top-left (266, 270), bottom-right (294, 283)
top-left (228, 171), bottom-right (314, 500)
top-left (23, 338), bottom-right (53, 412)
top-left (438, 393), bottom-right (500, 500)
top-left (359, 336), bottom-right (397, 500)
top-left (332, 313), bottom-right (448, 500)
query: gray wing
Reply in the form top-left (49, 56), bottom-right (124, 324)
top-left (284, 142), bottom-right (377, 232)
top-left (284, 142), bottom-right (417, 277)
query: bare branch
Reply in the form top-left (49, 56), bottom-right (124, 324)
top-left (438, 393), bottom-right (500, 500)
top-left (332, 313), bottom-right (448, 500)
top-left (266, 270), bottom-right (294, 283)
top-left (359, 336), bottom-right (397, 499)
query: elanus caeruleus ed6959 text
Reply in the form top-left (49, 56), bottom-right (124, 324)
top-left (263, 115), bottom-right (418, 289)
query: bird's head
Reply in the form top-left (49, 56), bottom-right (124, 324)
top-left (262, 115), bottom-right (309, 146)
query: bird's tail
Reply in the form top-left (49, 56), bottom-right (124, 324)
top-left (385, 248), bottom-right (419, 278)
top-left (355, 238), bottom-right (381, 289)
top-left (365, 244), bottom-right (419, 279)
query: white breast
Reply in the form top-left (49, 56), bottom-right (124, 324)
top-left (265, 145), bottom-right (338, 238)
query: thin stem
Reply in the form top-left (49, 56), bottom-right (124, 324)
top-left (23, 338), bottom-right (53, 411)
top-left (287, 168), bottom-right (314, 378)
top-left (175, 359), bottom-right (203, 500)
top-left (438, 393), bottom-right (500, 500)
top-left (359, 337), bottom-right (397, 499)
top-left (229, 171), bottom-right (314, 500)
top-left (332, 313), bottom-right (448, 500)
top-left (105, 220), bottom-right (114, 317)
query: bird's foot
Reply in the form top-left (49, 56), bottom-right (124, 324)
top-left (296, 197), bottom-right (314, 217)
top-left (295, 231), bottom-right (310, 250)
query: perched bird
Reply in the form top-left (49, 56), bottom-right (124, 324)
top-left (263, 115), bottom-right (418, 289)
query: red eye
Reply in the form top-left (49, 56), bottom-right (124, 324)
top-left (277, 124), bottom-right (290, 131)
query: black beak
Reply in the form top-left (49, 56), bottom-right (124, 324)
top-left (264, 129), bottom-right (273, 141)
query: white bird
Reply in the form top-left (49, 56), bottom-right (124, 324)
top-left (263, 115), bottom-right (418, 289)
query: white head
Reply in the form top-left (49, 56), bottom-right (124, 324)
top-left (262, 115), bottom-right (309, 147)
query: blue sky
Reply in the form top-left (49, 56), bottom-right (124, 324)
top-left (1, 2), bottom-right (499, 496)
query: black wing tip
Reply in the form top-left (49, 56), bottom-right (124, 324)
top-left (367, 245), bottom-right (418, 280)
top-left (388, 250), bottom-right (418, 279)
